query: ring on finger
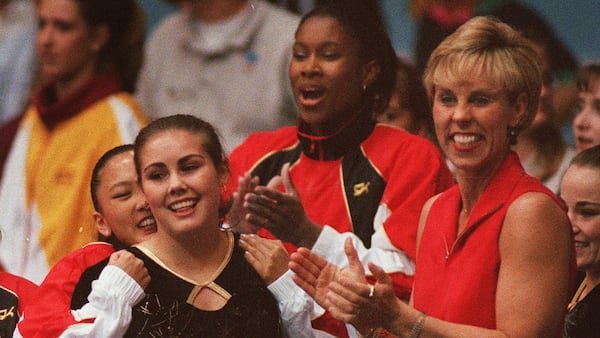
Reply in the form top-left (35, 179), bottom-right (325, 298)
top-left (368, 284), bottom-right (375, 298)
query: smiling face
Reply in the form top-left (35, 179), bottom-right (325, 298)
top-left (138, 129), bottom-right (227, 238)
top-left (560, 164), bottom-right (600, 274)
top-left (573, 80), bottom-right (600, 153)
top-left (93, 150), bottom-right (156, 246)
top-left (36, 0), bottom-right (103, 84)
top-left (289, 16), bottom-right (375, 135)
top-left (432, 76), bottom-right (525, 175)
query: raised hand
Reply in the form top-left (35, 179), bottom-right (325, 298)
top-left (327, 242), bottom-right (403, 333)
top-left (290, 238), bottom-right (405, 335)
top-left (243, 163), bottom-right (322, 248)
top-left (227, 173), bottom-right (260, 234)
top-left (108, 249), bottom-right (151, 289)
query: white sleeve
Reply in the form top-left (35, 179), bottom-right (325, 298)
top-left (311, 224), bottom-right (415, 276)
top-left (268, 270), bottom-right (338, 338)
top-left (58, 265), bottom-right (145, 337)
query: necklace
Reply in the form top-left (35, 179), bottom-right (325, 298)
top-left (443, 235), bottom-right (450, 261)
top-left (567, 278), bottom-right (587, 311)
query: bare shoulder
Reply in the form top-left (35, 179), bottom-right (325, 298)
top-left (502, 191), bottom-right (570, 249)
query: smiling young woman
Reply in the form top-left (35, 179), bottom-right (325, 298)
top-left (561, 144), bottom-right (600, 337)
top-left (52, 114), bottom-right (282, 337)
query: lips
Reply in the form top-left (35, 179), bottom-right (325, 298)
top-left (297, 85), bottom-right (325, 107)
top-left (575, 135), bottom-right (595, 150)
top-left (38, 51), bottom-right (56, 64)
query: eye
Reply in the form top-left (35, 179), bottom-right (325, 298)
top-left (113, 191), bottom-right (132, 200)
top-left (437, 93), bottom-right (456, 106)
top-left (471, 95), bottom-right (491, 106)
top-left (54, 20), bottom-right (74, 33)
top-left (37, 18), bottom-right (47, 30)
top-left (572, 100), bottom-right (584, 115)
top-left (292, 49), bottom-right (308, 61)
top-left (321, 50), bottom-right (340, 60)
top-left (579, 208), bottom-right (600, 218)
top-left (146, 170), bottom-right (167, 181)
top-left (182, 164), bottom-right (199, 172)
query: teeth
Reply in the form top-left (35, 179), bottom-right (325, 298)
top-left (170, 200), bottom-right (196, 211)
top-left (453, 134), bottom-right (479, 146)
top-left (575, 242), bottom-right (588, 248)
top-left (138, 217), bottom-right (155, 228)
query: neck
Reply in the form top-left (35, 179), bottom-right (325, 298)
top-left (51, 64), bottom-right (97, 102)
top-left (585, 271), bottom-right (600, 296)
top-left (192, 0), bottom-right (248, 22)
top-left (145, 226), bottom-right (230, 279)
top-left (454, 172), bottom-right (492, 217)
top-left (513, 134), bottom-right (536, 163)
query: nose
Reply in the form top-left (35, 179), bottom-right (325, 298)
top-left (450, 101), bottom-right (473, 126)
top-left (571, 221), bottom-right (580, 235)
top-left (133, 188), bottom-right (150, 211)
top-left (300, 55), bottom-right (321, 77)
top-left (138, 196), bottom-right (150, 211)
top-left (573, 110), bottom-right (589, 130)
top-left (568, 212), bottom-right (580, 234)
top-left (168, 173), bottom-right (187, 195)
top-left (37, 24), bottom-right (53, 47)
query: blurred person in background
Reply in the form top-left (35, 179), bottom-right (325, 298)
top-left (513, 27), bottom-right (577, 193)
top-left (136, 0), bottom-right (300, 152)
top-left (572, 64), bottom-right (600, 154)
top-left (0, 0), bottom-right (37, 124)
top-left (0, 0), bottom-right (147, 283)
top-left (375, 57), bottom-right (436, 145)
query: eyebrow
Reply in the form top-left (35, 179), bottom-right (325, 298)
top-left (575, 201), bottom-right (600, 208)
top-left (178, 154), bottom-right (204, 165)
top-left (142, 154), bottom-right (205, 174)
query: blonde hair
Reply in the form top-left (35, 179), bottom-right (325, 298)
top-left (423, 16), bottom-right (542, 139)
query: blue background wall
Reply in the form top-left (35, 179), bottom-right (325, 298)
top-left (380, 0), bottom-right (600, 65)
top-left (139, 0), bottom-right (600, 65)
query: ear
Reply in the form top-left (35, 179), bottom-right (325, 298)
top-left (90, 24), bottom-right (110, 53)
top-left (93, 211), bottom-right (112, 238)
top-left (361, 59), bottom-right (381, 89)
top-left (509, 92), bottom-right (528, 128)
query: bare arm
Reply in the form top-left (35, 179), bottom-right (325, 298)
top-left (494, 192), bottom-right (571, 336)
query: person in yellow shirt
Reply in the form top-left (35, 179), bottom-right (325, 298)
top-left (0, 0), bottom-right (147, 283)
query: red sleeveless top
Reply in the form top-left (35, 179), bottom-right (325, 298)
top-left (413, 152), bottom-right (567, 328)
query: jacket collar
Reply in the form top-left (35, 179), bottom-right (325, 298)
top-left (34, 72), bottom-right (121, 129)
top-left (297, 110), bottom-right (375, 161)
